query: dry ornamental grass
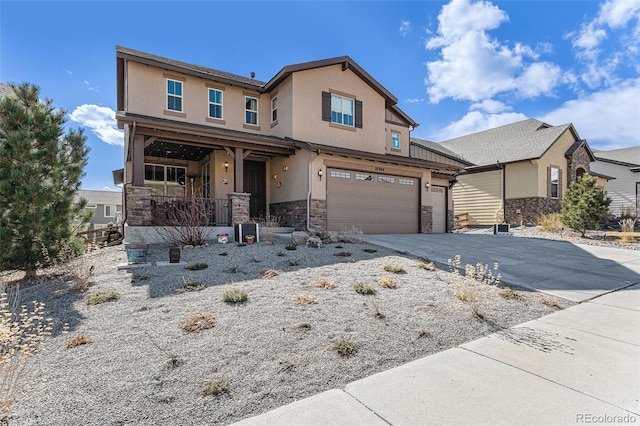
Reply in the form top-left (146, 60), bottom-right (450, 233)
top-left (65, 334), bottom-right (94, 348)
top-left (315, 279), bottom-right (337, 289)
top-left (293, 295), bottom-right (317, 305)
top-left (178, 313), bottom-right (217, 333)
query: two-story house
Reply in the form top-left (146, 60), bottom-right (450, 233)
top-left (74, 190), bottom-right (123, 238)
top-left (114, 47), bottom-right (466, 239)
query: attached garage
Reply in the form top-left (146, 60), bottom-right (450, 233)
top-left (326, 168), bottom-right (419, 234)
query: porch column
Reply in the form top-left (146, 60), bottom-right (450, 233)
top-left (234, 147), bottom-right (244, 193)
top-left (228, 192), bottom-right (251, 225)
top-left (132, 134), bottom-right (145, 187)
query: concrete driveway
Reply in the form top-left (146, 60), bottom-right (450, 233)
top-left (362, 233), bottom-right (640, 302)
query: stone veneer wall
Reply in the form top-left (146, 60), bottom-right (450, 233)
top-left (309, 199), bottom-right (327, 233)
top-left (447, 210), bottom-right (455, 233)
top-left (125, 185), bottom-right (153, 226)
top-left (269, 200), bottom-right (307, 230)
top-left (421, 206), bottom-right (433, 234)
top-left (566, 145), bottom-right (592, 183)
top-left (504, 197), bottom-right (561, 225)
top-left (228, 193), bottom-right (250, 225)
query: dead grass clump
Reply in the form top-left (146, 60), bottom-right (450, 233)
top-left (179, 313), bottom-right (217, 333)
top-left (536, 213), bottom-right (563, 232)
top-left (293, 295), bottom-right (317, 305)
top-left (259, 269), bottom-right (280, 279)
top-left (177, 277), bottom-right (206, 293)
top-left (223, 289), bottom-right (248, 303)
top-left (378, 277), bottom-right (397, 289)
top-left (65, 334), bottom-right (93, 348)
top-left (332, 339), bottom-right (358, 357)
top-left (202, 378), bottom-right (230, 396)
top-left (315, 279), bottom-right (337, 289)
top-left (540, 296), bottom-right (561, 310)
top-left (417, 261), bottom-right (435, 271)
top-left (354, 283), bottom-right (376, 295)
top-left (334, 251), bottom-right (352, 257)
top-left (86, 290), bottom-right (120, 305)
top-left (619, 218), bottom-right (637, 243)
top-left (498, 287), bottom-right (523, 300)
top-left (383, 264), bottom-right (405, 274)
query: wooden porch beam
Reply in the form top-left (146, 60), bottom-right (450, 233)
top-left (224, 146), bottom-right (236, 158)
top-left (144, 136), bottom-right (158, 148)
top-left (242, 149), bottom-right (253, 160)
top-left (132, 134), bottom-right (145, 187)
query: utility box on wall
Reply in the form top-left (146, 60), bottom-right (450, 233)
top-left (234, 223), bottom-right (259, 243)
top-left (493, 223), bottom-right (511, 235)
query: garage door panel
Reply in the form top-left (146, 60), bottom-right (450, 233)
top-left (327, 168), bottom-right (419, 234)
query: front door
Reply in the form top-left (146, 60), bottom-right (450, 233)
top-left (243, 160), bottom-right (266, 219)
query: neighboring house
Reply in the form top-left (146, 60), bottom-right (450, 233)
top-left (591, 147), bottom-right (640, 217)
top-left (114, 46), bottom-right (465, 236)
top-left (75, 190), bottom-right (123, 238)
top-left (422, 118), bottom-right (598, 226)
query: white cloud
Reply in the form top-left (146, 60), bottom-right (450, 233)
top-left (69, 104), bottom-right (124, 146)
top-left (404, 98), bottom-right (425, 103)
top-left (399, 20), bottom-right (411, 36)
top-left (469, 99), bottom-right (510, 113)
top-left (424, 0), bottom-right (561, 103)
top-left (539, 78), bottom-right (640, 150)
top-left (83, 80), bottom-right (99, 92)
top-left (65, 69), bottom-right (73, 75)
top-left (434, 110), bottom-right (528, 141)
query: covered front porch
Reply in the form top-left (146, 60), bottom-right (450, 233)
top-left (117, 113), bottom-right (296, 230)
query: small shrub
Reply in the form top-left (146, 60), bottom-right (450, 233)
top-left (229, 266), bottom-right (241, 273)
top-left (293, 295), bottom-right (317, 305)
top-left (383, 264), bottom-right (405, 274)
top-left (354, 283), bottom-right (376, 295)
top-left (541, 296), bottom-right (560, 310)
top-left (363, 248), bottom-right (377, 253)
top-left (288, 259), bottom-right (301, 267)
top-left (202, 378), bottom-right (230, 396)
top-left (177, 277), bottom-right (206, 293)
top-left (498, 287), bottom-right (523, 300)
top-left (285, 244), bottom-right (297, 251)
top-left (184, 262), bottom-right (208, 271)
top-left (417, 261), bottom-right (435, 271)
top-left (619, 218), bottom-right (637, 243)
top-left (448, 255), bottom-right (501, 318)
top-left (334, 251), bottom-right (351, 257)
top-left (65, 334), bottom-right (93, 348)
top-left (277, 251), bottom-right (286, 256)
top-left (332, 339), bottom-right (358, 357)
top-left (259, 269), bottom-right (280, 279)
top-left (223, 289), bottom-right (248, 303)
top-left (315, 279), bottom-right (337, 289)
top-left (378, 277), bottom-right (397, 289)
top-left (87, 290), bottom-right (120, 305)
top-left (537, 213), bottom-right (563, 232)
top-left (179, 313), bottom-right (217, 333)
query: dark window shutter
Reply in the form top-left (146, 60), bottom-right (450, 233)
top-left (355, 100), bottom-right (363, 128)
top-left (322, 91), bottom-right (331, 122)
top-left (547, 166), bottom-right (551, 198)
top-left (558, 169), bottom-right (563, 199)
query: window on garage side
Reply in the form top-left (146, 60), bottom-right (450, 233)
top-left (322, 91), bottom-right (362, 128)
top-left (330, 170), bottom-right (351, 179)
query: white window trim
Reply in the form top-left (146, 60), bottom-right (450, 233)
top-left (166, 78), bottom-right (183, 112)
top-left (331, 94), bottom-right (355, 127)
top-left (104, 205), bottom-right (116, 218)
top-left (208, 88), bottom-right (223, 119)
top-left (245, 96), bottom-right (259, 125)
top-left (271, 96), bottom-right (278, 123)
top-left (391, 133), bottom-right (401, 150)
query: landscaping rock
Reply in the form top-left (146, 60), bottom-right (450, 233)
top-left (291, 231), bottom-right (310, 246)
top-left (307, 236), bottom-right (323, 248)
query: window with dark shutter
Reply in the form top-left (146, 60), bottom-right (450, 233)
top-left (355, 100), bottom-right (363, 128)
top-left (322, 91), bottom-right (331, 122)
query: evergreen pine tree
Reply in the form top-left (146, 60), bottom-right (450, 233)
top-left (561, 173), bottom-right (611, 237)
top-left (0, 83), bottom-right (89, 277)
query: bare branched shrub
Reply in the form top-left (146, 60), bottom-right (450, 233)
top-left (257, 215), bottom-right (282, 244)
top-left (619, 205), bottom-right (637, 219)
top-left (448, 255), bottom-right (501, 318)
top-left (536, 213), bottom-right (563, 232)
top-left (156, 195), bottom-right (213, 247)
top-left (0, 294), bottom-right (52, 416)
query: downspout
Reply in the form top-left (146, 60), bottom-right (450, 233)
top-left (500, 162), bottom-right (506, 223)
top-left (306, 151), bottom-right (315, 232)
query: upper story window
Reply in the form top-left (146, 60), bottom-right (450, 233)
top-left (167, 79), bottom-right (183, 112)
top-left (391, 133), bottom-right (400, 150)
top-left (104, 205), bottom-right (116, 218)
top-left (271, 96), bottom-right (278, 123)
top-left (208, 88), bottom-right (223, 119)
top-left (331, 94), bottom-right (354, 127)
top-left (245, 96), bottom-right (258, 125)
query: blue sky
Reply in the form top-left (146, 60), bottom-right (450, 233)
top-left (2, 0), bottom-right (639, 191)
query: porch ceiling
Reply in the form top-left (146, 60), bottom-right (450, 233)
top-left (145, 140), bottom-right (214, 161)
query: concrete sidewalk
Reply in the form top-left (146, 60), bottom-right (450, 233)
top-left (362, 234), bottom-right (640, 302)
top-left (233, 283), bottom-right (640, 425)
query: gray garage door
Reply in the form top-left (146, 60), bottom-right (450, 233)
top-left (327, 168), bottom-right (419, 234)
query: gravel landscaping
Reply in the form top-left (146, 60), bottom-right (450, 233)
top-left (4, 228), bottom-right (625, 425)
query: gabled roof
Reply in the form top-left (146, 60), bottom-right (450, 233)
top-left (593, 146), bottom-right (640, 167)
top-left (116, 46), bottom-right (417, 127)
top-left (75, 190), bottom-right (123, 206)
top-left (565, 139), bottom-right (595, 162)
top-left (438, 118), bottom-right (577, 166)
top-left (410, 137), bottom-right (473, 166)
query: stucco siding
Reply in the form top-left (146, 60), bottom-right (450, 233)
top-left (505, 161), bottom-right (537, 198)
top-left (535, 130), bottom-right (576, 198)
top-left (453, 170), bottom-right (502, 225)
top-left (591, 160), bottom-right (639, 216)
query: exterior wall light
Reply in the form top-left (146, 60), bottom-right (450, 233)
top-left (318, 169), bottom-right (323, 181)
top-left (425, 182), bottom-right (430, 189)
top-left (224, 161), bottom-right (229, 172)
top-left (283, 166), bottom-right (288, 171)
top-left (272, 174), bottom-right (278, 179)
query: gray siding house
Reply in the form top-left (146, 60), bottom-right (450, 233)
top-left (75, 190), bottom-right (123, 237)
top-left (591, 147), bottom-right (640, 217)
